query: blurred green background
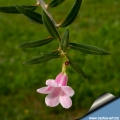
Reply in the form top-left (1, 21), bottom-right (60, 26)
top-left (0, 0), bottom-right (120, 119)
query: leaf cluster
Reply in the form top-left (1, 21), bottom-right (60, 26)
top-left (0, 0), bottom-right (110, 79)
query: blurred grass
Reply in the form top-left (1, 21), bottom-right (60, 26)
top-left (0, 0), bottom-right (120, 120)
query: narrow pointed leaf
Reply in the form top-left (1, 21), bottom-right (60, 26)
top-left (42, 10), bottom-right (60, 39)
top-left (59, 0), bottom-right (82, 27)
top-left (42, 16), bottom-right (55, 38)
top-left (49, 0), bottom-right (65, 7)
top-left (61, 28), bottom-right (69, 52)
top-left (24, 51), bottom-right (60, 64)
top-left (67, 55), bottom-right (87, 79)
top-left (15, 5), bottom-right (43, 24)
top-left (69, 43), bottom-right (110, 55)
top-left (0, 5), bottom-right (37, 14)
top-left (19, 37), bottom-right (54, 48)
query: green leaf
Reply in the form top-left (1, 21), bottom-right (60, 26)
top-left (67, 55), bottom-right (87, 79)
top-left (19, 37), bottom-right (54, 48)
top-left (24, 51), bottom-right (60, 65)
top-left (42, 10), bottom-right (60, 39)
top-left (61, 28), bottom-right (69, 52)
top-left (15, 5), bottom-right (43, 24)
top-left (0, 5), bottom-right (37, 14)
top-left (69, 43), bottom-right (110, 55)
top-left (42, 16), bottom-right (56, 38)
top-left (59, 0), bottom-right (82, 27)
top-left (49, 0), bottom-right (65, 7)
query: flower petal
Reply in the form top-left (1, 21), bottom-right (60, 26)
top-left (55, 72), bottom-right (68, 86)
top-left (37, 86), bottom-right (52, 94)
top-left (61, 86), bottom-right (75, 97)
top-left (59, 91), bottom-right (72, 109)
top-left (46, 79), bottom-right (58, 87)
top-left (45, 88), bottom-right (61, 107)
top-left (55, 72), bottom-right (63, 82)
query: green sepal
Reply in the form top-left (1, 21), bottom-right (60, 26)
top-left (69, 43), bottom-right (110, 55)
top-left (15, 5), bottom-right (43, 24)
top-left (67, 55), bottom-right (87, 79)
top-left (0, 5), bottom-right (37, 14)
top-left (59, 0), bottom-right (82, 27)
top-left (60, 28), bottom-right (69, 52)
top-left (19, 37), bottom-right (54, 48)
top-left (42, 10), bottom-right (60, 39)
top-left (49, 0), bottom-right (65, 7)
top-left (24, 51), bottom-right (60, 65)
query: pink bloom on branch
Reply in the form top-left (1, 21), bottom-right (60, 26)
top-left (37, 72), bottom-right (74, 109)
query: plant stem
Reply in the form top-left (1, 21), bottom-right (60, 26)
top-left (37, 0), bottom-right (57, 26)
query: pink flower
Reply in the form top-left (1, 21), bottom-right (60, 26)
top-left (37, 72), bottom-right (74, 109)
